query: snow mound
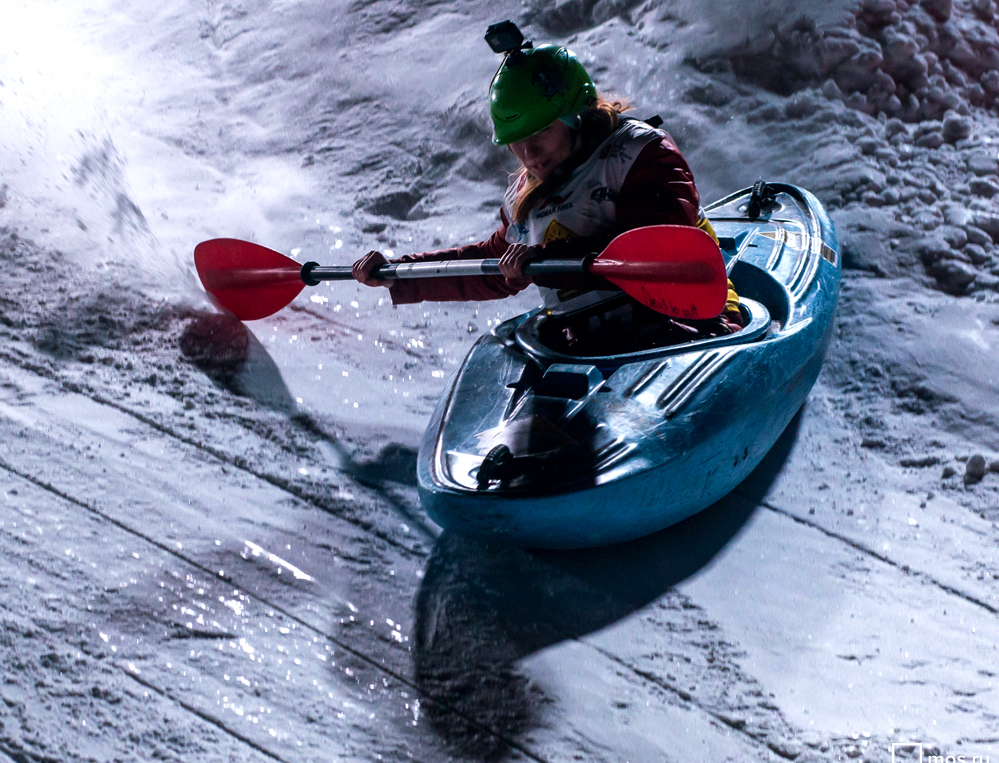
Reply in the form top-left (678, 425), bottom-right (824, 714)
top-left (671, 0), bottom-right (999, 296)
top-left (719, 0), bottom-right (999, 122)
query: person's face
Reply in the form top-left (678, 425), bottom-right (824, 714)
top-left (508, 120), bottom-right (576, 180)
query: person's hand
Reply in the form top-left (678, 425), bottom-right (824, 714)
top-left (498, 243), bottom-right (538, 289)
top-left (353, 250), bottom-right (391, 287)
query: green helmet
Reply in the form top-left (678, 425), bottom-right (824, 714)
top-left (488, 44), bottom-right (596, 146)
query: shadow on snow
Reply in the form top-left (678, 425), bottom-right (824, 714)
top-left (411, 407), bottom-right (805, 761)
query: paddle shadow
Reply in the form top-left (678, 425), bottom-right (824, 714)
top-left (178, 312), bottom-right (433, 534)
top-left (180, 312), bottom-right (296, 414)
top-left (411, 406), bottom-right (806, 761)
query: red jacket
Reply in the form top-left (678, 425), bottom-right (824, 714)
top-left (388, 132), bottom-right (701, 304)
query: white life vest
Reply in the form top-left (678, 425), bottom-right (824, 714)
top-left (502, 119), bottom-right (662, 314)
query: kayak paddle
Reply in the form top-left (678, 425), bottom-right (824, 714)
top-left (194, 225), bottom-right (727, 322)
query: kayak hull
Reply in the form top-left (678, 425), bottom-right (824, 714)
top-left (417, 184), bottom-right (840, 549)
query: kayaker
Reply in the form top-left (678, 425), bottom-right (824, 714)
top-left (353, 23), bottom-right (743, 338)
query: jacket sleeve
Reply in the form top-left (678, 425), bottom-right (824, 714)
top-left (387, 215), bottom-right (524, 305)
top-left (531, 135), bottom-right (702, 289)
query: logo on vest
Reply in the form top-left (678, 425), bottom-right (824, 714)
top-left (542, 219), bottom-right (577, 243)
top-left (598, 142), bottom-right (631, 162)
top-left (590, 186), bottom-right (619, 203)
top-left (535, 197), bottom-right (575, 220)
top-left (508, 222), bottom-right (529, 243)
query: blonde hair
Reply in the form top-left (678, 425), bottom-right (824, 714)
top-left (511, 95), bottom-right (632, 225)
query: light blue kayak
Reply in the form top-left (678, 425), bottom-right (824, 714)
top-left (417, 183), bottom-right (841, 548)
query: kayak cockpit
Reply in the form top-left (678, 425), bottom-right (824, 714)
top-left (513, 293), bottom-right (772, 372)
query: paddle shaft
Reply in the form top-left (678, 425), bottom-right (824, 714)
top-left (301, 258), bottom-right (588, 284)
top-left (300, 257), bottom-right (714, 285)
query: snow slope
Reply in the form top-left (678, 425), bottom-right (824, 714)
top-left (1, 0), bottom-right (998, 760)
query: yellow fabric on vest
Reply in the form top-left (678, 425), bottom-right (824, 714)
top-left (541, 219), bottom-right (577, 243)
top-left (696, 214), bottom-right (719, 244)
top-left (696, 215), bottom-right (741, 319)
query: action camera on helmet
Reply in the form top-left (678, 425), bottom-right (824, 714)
top-left (485, 21), bottom-right (530, 54)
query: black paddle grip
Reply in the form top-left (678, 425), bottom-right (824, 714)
top-left (301, 261), bottom-right (322, 286)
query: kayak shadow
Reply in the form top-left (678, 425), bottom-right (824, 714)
top-left (411, 407), bottom-right (805, 760)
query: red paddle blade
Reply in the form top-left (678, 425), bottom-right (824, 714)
top-left (194, 238), bottom-right (305, 321)
top-left (592, 225), bottom-right (727, 320)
